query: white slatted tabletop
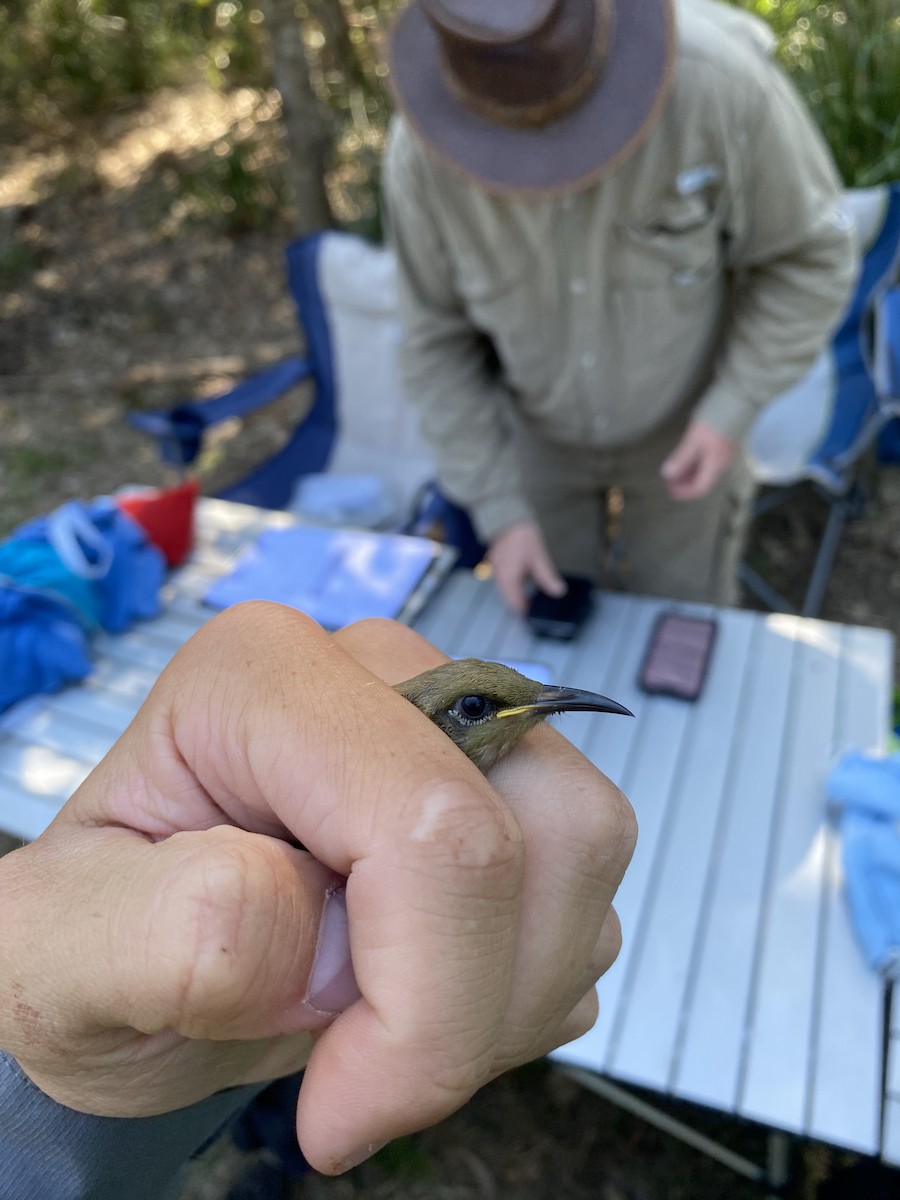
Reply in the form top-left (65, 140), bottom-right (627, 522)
top-left (412, 571), bottom-right (894, 1160)
top-left (0, 500), bottom-right (894, 1163)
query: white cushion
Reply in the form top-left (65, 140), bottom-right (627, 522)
top-left (747, 186), bottom-right (888, 485)
top-left (310, 233), bottom-right (435, 524)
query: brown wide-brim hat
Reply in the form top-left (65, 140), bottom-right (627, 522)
top-left (388, 0), bottom-right (676, 196)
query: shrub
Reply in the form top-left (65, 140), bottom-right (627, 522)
top-left (730, 0), bottom-right (900, 185)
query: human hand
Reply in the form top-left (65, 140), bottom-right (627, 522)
top-left (660, 420), bottom-right (735, 500)
top-left (0, 603), bottom-right (635, 1175)
top-left (488, 519), bottom-right (567, 613)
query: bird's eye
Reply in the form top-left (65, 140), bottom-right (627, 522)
top-left (450, 694), bottom-right (494, 725)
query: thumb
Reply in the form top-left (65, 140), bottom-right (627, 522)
top-left (8, 821), bottom-right (349, 1048)
top-left (661, 435), bottom-right (699, 481)
top-left (530, 547), bottom-right (567, 598)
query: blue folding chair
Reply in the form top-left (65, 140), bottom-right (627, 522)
top-left (130, 231), bottom-right (485, 566)
top-left (743, 183), bottom-right (900, 617)
top-left (877, 283), bottom-right (900, 459)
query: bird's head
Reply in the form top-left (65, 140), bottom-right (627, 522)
top-left (394, 658), bottom-right (632, 772)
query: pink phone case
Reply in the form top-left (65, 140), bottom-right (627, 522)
top-left (638, 612), bottom-right (718, 701)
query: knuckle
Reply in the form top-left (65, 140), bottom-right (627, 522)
top-left (563, 769), bottom-right (637, 873)
top-left (610, 782), bottom-right (638, 863)
top-left (591, 907), bottom-right (623, 980)
top-left (414, 1049), bottom-right (493, 1119)
top-left (588, 776), bottom-right (637, 866)
top-left (408, 781), bottom-right (524, 877)
top-left (150, 830), bottom-right (281, 1033)
top-left (565, 990), bottom-right (600, 1043)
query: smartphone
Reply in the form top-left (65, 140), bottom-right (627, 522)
top-left (526, 575), bottom-right (595, 641)
top-left (638, 611), bottom-right (718, 701)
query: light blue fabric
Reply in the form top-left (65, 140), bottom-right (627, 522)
top-left (204, 525), bottom-right (437, 629)
top-left (827, 748), bottom-right (900, 821)
top-left (827, 749), bottom-right (900, 978)
top-left (840, 811), bottom-right (900, 979)
top-left (0, 585), bottom-right (93, 715)
top-left (0, 1051), bottom-right (265, 1200)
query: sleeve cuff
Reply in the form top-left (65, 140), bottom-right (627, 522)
top-left (0, 1050), bottom-right (269, 1200)
top-left (692, 384), bottom-right (761, 446)
top-left (468, 493), bottom-right (536, 545)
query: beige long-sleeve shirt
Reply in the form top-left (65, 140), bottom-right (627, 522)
top-left (384, 0), bottom-right (857, 543)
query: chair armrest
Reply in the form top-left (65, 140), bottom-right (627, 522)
top-left (128, 354), bottom-right (313, 468)
top-left (876, 287), bottom-right (900, 401)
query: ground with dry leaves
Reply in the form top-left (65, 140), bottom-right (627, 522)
top-left (2, 85), bottom-right (898, 1200)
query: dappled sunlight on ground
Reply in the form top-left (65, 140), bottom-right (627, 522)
top-left (0, 86), bottom-right (280, 207)
top-left (93, 86), bottom-right (279, 191)
top-left (0, 85), bottom-right (310, 532)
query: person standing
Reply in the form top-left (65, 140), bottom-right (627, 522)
top-left (384, 0), bottom-right (857, 611)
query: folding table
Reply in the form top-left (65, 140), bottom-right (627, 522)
top-left (0, 498), bottom-right (894, 1193)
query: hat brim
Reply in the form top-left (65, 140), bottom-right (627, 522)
top-left (388, 0), bottom-right (676, 196)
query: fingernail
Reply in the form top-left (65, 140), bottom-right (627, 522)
top-left (305, 884), bottom-right (361, 1015)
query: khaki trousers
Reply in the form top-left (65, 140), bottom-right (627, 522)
top-left (513, 410), bottom-right (756, 606)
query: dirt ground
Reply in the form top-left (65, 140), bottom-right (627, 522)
top-left (2, 87), bottom-right (899, 1200)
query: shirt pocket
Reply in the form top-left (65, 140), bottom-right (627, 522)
top-left (605, 197), bottom-right (725, 421)
top-left (612, 195), bottom-right (723, 300)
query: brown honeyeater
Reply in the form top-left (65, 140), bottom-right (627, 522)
top-left (395, 658), bottom-right (632, 772)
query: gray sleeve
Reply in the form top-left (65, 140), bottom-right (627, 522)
top-left (0, 1051), bottom-right (267, 1200)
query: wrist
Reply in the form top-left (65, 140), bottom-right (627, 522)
top-left (0, 845), bottom-right (38, 1060)
top-left (473, 496), bottom-right (535, 545)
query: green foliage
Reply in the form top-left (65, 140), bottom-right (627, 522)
top-left (0, 244), bottom-right (37, 287)
top-left (3, 0), bottom-right (897, 227)
top-left (0, 445), bottom-right (79, 532)
top-left (0, 0), bottom-right (267, 128)
top-left (729, 0), bottom-right (900, 185)
top-left (2, 445), bottom-right (69, 481)
top-left (165, 130), bottom-right (289, 232)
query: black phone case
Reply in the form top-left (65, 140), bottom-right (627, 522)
top-left (526, 576), bottom-right (595, 641)
top-left (638, 611), bottom-right (718, 701)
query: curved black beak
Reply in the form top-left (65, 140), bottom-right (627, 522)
top-left (497, 685), bottom-right (633, 720)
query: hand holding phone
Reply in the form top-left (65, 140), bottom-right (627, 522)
top-left (526, 575), bottom-right (595, 641)
top-left (639, 611), bottom-right (717, 701)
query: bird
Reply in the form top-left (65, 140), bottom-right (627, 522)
top-left (394, 658), bottom-right (632, 772)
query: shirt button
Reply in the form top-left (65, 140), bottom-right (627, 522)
top-left (581, 351), bottom-right (597, 370)
top-left (570, 277), bottom-right (587, 296)
top-left (593, 414), bottom-right (609, 432)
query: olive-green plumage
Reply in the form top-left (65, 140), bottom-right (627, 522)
top-left (394, 658), bottom-right (632, 772)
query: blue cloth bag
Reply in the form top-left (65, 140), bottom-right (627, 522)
top-left (80, 500), bottom-right (165, 633)
top-left (0, 498), bottom-right (166, 716)
top-left (12, 499), bottom-right (164, 634)
top-left (0, 534), bottom-right (102, 630)
top-left (827, 749), bottom-right (900, 979)
top-left (0, 585), bottom-right (92, 714)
